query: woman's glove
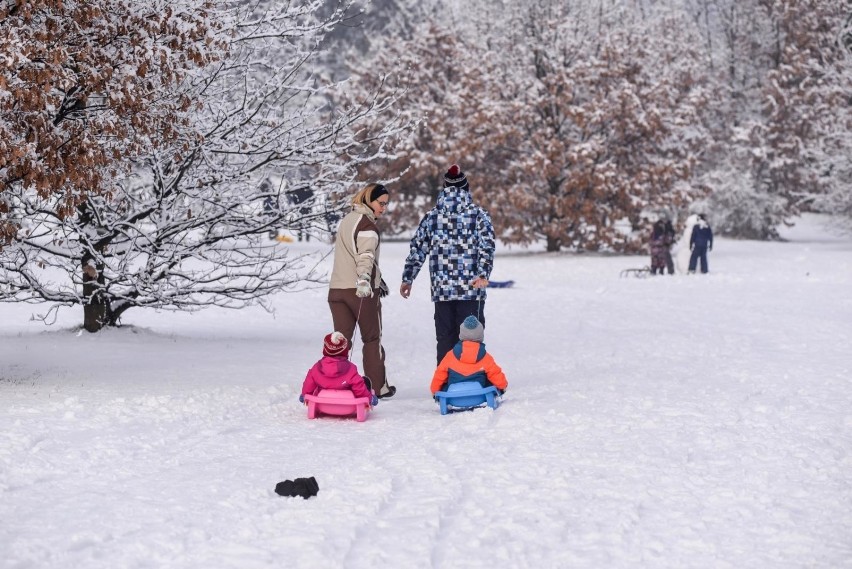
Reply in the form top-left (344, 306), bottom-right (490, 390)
top-left (355, 274), bottom-right (372, 298)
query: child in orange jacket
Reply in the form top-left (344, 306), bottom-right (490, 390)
top-left (430, 316), bottom-right (508, 395)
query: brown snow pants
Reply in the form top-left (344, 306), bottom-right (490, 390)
top-left (328, 288), bottom-right (386, 392)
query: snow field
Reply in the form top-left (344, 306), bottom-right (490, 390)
top-left (1, 215), bottom-right (851, 568)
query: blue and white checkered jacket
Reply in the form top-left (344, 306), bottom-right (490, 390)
top-left (401, 187), bottom-right (495, 302)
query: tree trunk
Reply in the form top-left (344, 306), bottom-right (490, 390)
top-left (546, 235), bottom-right (562, 252)
top-left (82, 254), bottom-right (112, 333)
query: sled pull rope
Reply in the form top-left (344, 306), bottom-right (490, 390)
top-left (349, 296), bottom-right (364, 361)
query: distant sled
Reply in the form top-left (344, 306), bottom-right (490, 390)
top-left (620, 266), bottom-right (650, 278)
top-left (434, 381), bottom-right (501, 415)
top-left (304, 389), bottom-right (372, 422)
top-left (487, 280), bottom-right (514, 288)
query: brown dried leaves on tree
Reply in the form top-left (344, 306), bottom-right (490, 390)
top-left (348, 18), bottom-right (706, 251)
top-left (0, 0), bottom-right (223, 245)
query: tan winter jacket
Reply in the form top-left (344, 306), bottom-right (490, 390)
top-left (329, 203), bottom-right (383, 290)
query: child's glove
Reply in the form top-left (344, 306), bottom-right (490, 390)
top-left (378, 278), bottom-right (389, 298)
top-left (275, 476), bottom-right (319, 499)
top-left (298, 394), bottom-right (305, 404)
top-left (498, 389), bottom-right (505, 396)
top-left (371, 394), bottom-right (378, 406)
top-left (355, 274), bottom-right (372, 298)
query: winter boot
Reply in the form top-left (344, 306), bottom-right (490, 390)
top-left (377, 382), bottom-right (396, 399)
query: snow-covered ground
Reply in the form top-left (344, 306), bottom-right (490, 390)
top-left (1, 214), bottom-right (851, 569)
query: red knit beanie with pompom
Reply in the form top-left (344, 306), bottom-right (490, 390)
top-left (323, 331), bottom-right (350, 358)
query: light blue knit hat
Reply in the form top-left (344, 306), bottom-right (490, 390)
top-left (459, 315), bottom-right (484, 342)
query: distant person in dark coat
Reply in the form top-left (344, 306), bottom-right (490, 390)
top-left (649, 220), bottom-right (668, 275)
top-left (663, 219), bottom-right (676, 274)
top-left (688, 214), bottom-right (713, 274)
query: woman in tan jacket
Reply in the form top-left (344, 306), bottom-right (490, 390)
top-left (328, 183), bottom-right (396, 399)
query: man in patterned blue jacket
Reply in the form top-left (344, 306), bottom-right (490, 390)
top-left (399, 164), bottom-right (496, 364)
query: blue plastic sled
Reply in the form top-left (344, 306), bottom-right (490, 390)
top-left (434, 381), bottom-right (501, 415)
top-left (487, 280), bottom-right (514, 288)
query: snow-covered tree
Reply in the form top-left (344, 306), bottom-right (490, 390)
top-left (312, 0), bottom-right (852, 243)
top-left (699, 0), bottom-right (851, 238)
top-left (0, 0), bottom-right (218, 245)
top-left (341, 22), bottom-right (491, 233)
top-left (348, 1), bottom-right (712, 251)
top-left (808, 3), bottom-right (852, 227)
top-left (482, 4), bottom-right (711, 251)
top-left (815, 8), bottom-right (852, 226)
top-left (0, 0), bottom-right (404, 331)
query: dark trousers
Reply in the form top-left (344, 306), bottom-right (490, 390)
top-left (664, 249), bottom-right (675, 274)
top-left (328, 288), bottom-right (386, 391)
top-left (688, 246), bottom-right (709, 273)
top-left (434, 300), bottom-right (484, 364)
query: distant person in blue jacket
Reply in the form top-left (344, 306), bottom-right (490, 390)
top-left (688, 213), bottom-right (713, 274)
top-left (400, 164), bottom-right (496, 364)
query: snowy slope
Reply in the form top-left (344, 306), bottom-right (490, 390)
top-left (1, 214), bottom-right (851, 568)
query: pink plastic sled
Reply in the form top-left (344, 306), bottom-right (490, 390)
top-left (304, 389), bottom-right (372, 422)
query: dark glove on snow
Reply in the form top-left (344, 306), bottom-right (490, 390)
top-left (378, 278), bottom-right (389, 298)
top-left (298, 394), bottom-right (305, 404)
top-left (371, 394), bottom-right (379, 406)
top-left (275, 476), bottom-right (319, 499)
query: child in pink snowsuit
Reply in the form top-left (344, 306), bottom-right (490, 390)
top-left (299, 332), bottom-right (377, 405)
